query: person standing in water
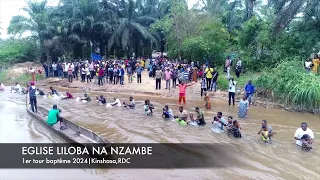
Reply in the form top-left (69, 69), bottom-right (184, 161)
top-left (195, 107), bottom-right (206, 126)
top-left (27, 82), bottom-right (37, 113)
top-left (294, 122), bottom-right (314, 147)
top-left (109, 98), bottom-right (121, 107)
top-left (49, 87), bottom-right (59, 96)
top-left (96, 95), bottom-right (107, 105)
top-left (61, 91), bottom-right (73, 100)
top-left (46, 104), bottom-right (66, 130)
top-left (123, 97), bottom-right (135, 109)
top-left (174, 106), bottom-right (188, 125)
top-left (204, 92), bottom-right (211, 109)
top-left (217, 112), bottom-right (227, 130)
top-left (176, 81), bottom-right (195, 104)
top-left (143, 100), bottom-right (154, 116)
top-left (81, 93), bottom-right (91, 102)
top-left (238, 95), bottom-right (249, 118)
top-left (162, 105), bottom-right (173, 119)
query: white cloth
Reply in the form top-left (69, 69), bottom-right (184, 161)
top-left (228, 80), bottom-right (237, 93)
top-left (305, 61), bottom-right (312, 68)
top-left (236, 60), bottom-right (242, 67)
top-left (294, 128), bottom-right (314, 146)
top-left (15, 84), bottom-right (22, 92)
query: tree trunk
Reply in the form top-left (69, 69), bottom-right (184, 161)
top-left (245, 0), bottom-right (254, 21)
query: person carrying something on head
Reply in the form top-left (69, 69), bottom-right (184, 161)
top-left (143, 100), bottom-right (154, 116)
top-left (81, 93), bottom-right (91, 102)
top-left (244, 80), bottom-right (255, 106)
top-left (26, 82), bottom-right (37, 113)
top-left (96, 95), bottom-right (107, 105)
top-left (176, 81), bottom-right (196, 104)
top-left (61, 91), bottom-right (73, 100)
top-left (110, 97), bottom-right (121, 107)
top-left (123, 97), bottom-right (135, 109)
top-left (49, 87), bottom-right (59, 96)
top-left (46, 104), bottom-right (66, 130)
top-left (174, 106), bottom-right (188, 126)
top-left (162, 105), bottom-right (173, 119)
top-left (294, 122), bottom-right (314, 148)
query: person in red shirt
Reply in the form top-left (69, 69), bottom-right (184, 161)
top-left (98, 67), bottom-right (105, 86)
top-left (176, 81), bottom-right (196, 104)
top-left (62, 91), bottom-right (73, 100)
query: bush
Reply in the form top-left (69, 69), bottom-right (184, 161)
top-left (255, 60), bottom-right (320, 111)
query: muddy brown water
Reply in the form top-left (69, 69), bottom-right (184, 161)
top-left (0, 87), bottom-right (319, 180)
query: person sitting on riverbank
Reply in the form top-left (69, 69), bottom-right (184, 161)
top-left (143, 100), bottom-right (154, 116)
top-left (61, 91), bottom-right (73, 100)
top-left (46, 104), bottom-right (66, 130)
top-left (0, 82), bottom-right (4, 91)
top-left (294, 122), bottom-right (314, 147)
top-left (123, 97), bottom-right (135, 109)
top-left (174, 106), bottom-right (188, 126)
top-left (49, 87), bottom-right (59, 96)
top-left (195, 107), bottom-right (206, 126)
top-left (36, 88), bottom-right (45, 96)
top-left (11, 82), bottom-right (22, 93)
top-left (260, 125), bottom-right (276, 144)
top-left (81, 93), bottom-right (91, 102)
top-left (108, 98), bottom-right (121, 107)
top-left (162, 105), bottom-right (173, 119)
top-left (204, 92), bottom-right (211, 109)
top-left (301, 134), bottom-right (313, 151)
top-left (96, 95), bottom-right (107, 105)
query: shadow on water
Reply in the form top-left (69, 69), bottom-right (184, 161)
top-left (0, 87), bottom-right (319, 180)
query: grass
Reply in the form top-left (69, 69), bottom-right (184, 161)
top-left (0, 70), bottom-right (44, 85)
top-left (255, 61), bottom-right (320, 111)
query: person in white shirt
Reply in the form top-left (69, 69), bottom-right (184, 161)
top-left (52, 62), bottom-right (57, 77)
top-left (305, 58), bottom-right (312, 72)
top-left (235, 57), bottom-right (242, 78)
top-left (108, 98), bottom-right (122, 107)
top-left (228, 77), bottom-right (237, 106)
top-left (294, 122), bottom-right (314, 146)
top-left (11, 82), bottom-right (22, 93)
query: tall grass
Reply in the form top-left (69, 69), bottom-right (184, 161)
top-left (255, 61), bottom-right (320, 111)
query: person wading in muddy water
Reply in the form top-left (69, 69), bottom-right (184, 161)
top-left (294, 122), bottom-right (314, 148)
top-left (176, 81), bottom-right (196, 104)
top-left (245, 80), bottom-right (255, 106)
top-left (96, 95), bottom-right (107, 105)
top-left (46, 104), bottom-right (66, 130)
top-left (143, 100), bottom-right (154, 116)
top-left (123, 96), bottom-right (135, 109)
top-left (26, 82), bottom-right (37, 113)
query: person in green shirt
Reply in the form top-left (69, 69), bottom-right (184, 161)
top-left (46, 105), bottom-right (66, 130)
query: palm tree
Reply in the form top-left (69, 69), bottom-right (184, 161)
top-left (108, 0), bottom-right (157, 57)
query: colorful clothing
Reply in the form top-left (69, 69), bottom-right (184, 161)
top-left (204, 95), bottom-right (211, 109)
top-left (238, 100), bottom-right (249, 118)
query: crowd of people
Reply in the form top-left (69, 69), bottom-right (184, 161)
top-left (1, 55), bottom-right (315, 152)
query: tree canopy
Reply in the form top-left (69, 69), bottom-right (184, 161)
top-left (4, 0), bottom-right (320, 69)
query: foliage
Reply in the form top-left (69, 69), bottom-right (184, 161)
top-left (0, 38), bottom-right (39, 65)
top-left (255, 60), bottom-right (320, 111)
top-left (0, 70), bottom-right (44, 85)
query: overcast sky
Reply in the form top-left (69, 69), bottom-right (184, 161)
top-left (0, 0), bottom-right (201, 39)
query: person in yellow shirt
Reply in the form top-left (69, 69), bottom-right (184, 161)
top-left (205, 65), bottom-right (214, 89)
top-left (141, 59), bottom-right (145, 69)
top-left (311, 54), bottom-right (320, 74)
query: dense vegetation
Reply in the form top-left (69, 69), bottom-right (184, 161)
top-left (2, 0), bottom-right (320, 111)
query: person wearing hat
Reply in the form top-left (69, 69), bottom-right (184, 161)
top-left (46, 104), bottom-right (66, 130)
top-left (26, 82), bottom-right (37, 113)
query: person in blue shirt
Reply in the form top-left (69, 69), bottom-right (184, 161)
top-left (244, 80), bottom-right (255, 106)
top-left (162, 105), bottom-right (173, 119)
top-left (136, 64), bottom-right (142, 83)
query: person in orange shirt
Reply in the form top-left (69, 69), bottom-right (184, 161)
top-left (176, 81), bottom-right (196, 104)
top-left (311, 54), bottom-right (320, 74)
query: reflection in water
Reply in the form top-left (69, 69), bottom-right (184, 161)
top-left (0, 87), bottom-right (319, 180)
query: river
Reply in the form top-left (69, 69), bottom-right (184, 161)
top-left (0, 87), bottom-right (319, 180)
